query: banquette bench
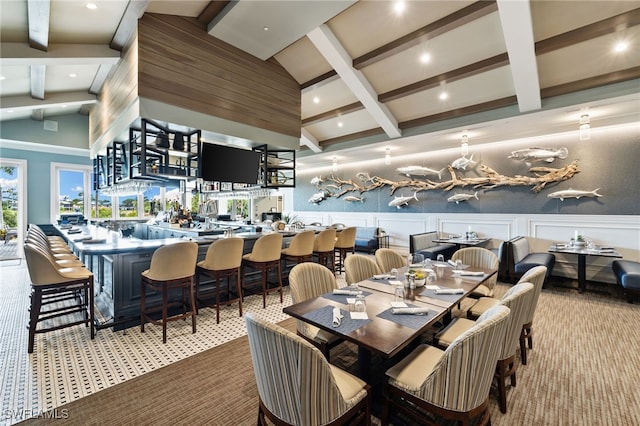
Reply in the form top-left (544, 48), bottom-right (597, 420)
top-left (612, 260), bottom-right (640, 303)
top-left (354, 227), bottom-right (379, 254)
top-left (409, 232), bottom-right (457, 260)
top-left (505, 236), bottom-right (555, 286)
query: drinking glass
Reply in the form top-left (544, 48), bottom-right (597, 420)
top-left (394, 286), bottom-right (405, 303)
top-left (455, 259), bottom-right (463, 270)
top-left (390, 268), bottom-right (398, 279)
top-left (436, 254), bottom-right (445, 264)
top-left (412, 253), bottom-right (424, 266)
top-left (355, 294), bottom-right (366, 312)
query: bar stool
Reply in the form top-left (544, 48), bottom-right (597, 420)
top-left (24, 243), bottom-right (95, 354)
top-left (280, 230), bottom-right (315, 279)
top-left (140, 241), bottom-right (198, 343)
top-left (312, 228), bottom-right (337, 273)
top-left (195, 237), bottom-right (244, 324)
top-left (334, 226), bottom-right (356, 273)
top-left (242, 233), bottom-right (284, 308)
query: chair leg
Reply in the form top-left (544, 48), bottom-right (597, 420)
top-left (236, 268), bottom-right (243, 318)
top-left (140, 280), bottom-right (146, 334)
top-left (28, 287), bottom-right (42, 354)
top-left (189, 279), bottom-right (196, 335)
top-left (496, 359), bottom-right (508, 414)
top-left (162, 284), bottom-right (168, 344)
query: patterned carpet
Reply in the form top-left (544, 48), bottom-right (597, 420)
top-left (2, 260), bottom-right (640, 425)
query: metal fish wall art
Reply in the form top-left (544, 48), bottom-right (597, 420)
top-left (308, 191), bottom-right (327, 204)
top-left (388, 192), bottom-right (419, 209)
top-left (508, 147), bottom-right (569, 163)
top-left (310, 176), bottom-right (323, 186)
top-left (451, 154), bottom-right (476, 170)
top-left (396, 165), bottom-right (445, 179)
top-left (344, 196), bottom-right (364, 203)
top-left (447, 191), bottom-right (479, 204)
top-left (547, 188), bottom-right (602, 201)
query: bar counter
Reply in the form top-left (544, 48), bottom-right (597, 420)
top-left (55, 224), bottom-right (297, 331)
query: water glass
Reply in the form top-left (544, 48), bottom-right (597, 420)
top-left (427, 272), bottom-right (437, 286)
top-left (455, 259), bottom-right (463, 270)
top-left (412, 253), bottom-right (424, 266)
top-left (394, 286), bottom-right (405, 303)
top-left (436, 254), bottom-right (445, 264)
top-left (390, 268), bottom-right (398, 279)
top-left (355, 294), bottom-right (366, 312)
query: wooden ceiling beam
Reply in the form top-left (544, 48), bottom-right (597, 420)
top-left (110, 0), bottom-right (150, 51)
top-left (302, 102), bottom-right (363, 126)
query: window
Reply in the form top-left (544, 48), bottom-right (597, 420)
top-left (51, 163), bottom-right (91, 222)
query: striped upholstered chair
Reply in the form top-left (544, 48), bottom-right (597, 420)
top-left (344, 254), bottom-right (381, 285)
top-left (245, 313), bottom-right (372, 426)
top-left (382, 305), bottom-right (510, 426)
top-left (452, 247), bottom-right (499, 297)
top-left (374, 248), bottom-right (406, 273)
top-left (434, 283), bottom-right (534, 414)
top-left (288, 262), bottom-right (345, 360)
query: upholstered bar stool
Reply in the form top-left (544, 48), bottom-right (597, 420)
top-left (24, 243), bottom-right (95, 354)
top-left (140, 241), bottom-right (198, 343)
top-left (334, 226), bottom-right (357, 273)
top-left (312, 228), bottom-right (337, 273)
top-left (242, 233), bottom-right (284, 308)
top-left (195, 237), bottom-right (244, 324)
top-left (280, 230), bottom-right (315, 280)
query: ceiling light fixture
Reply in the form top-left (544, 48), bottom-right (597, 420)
top-left (579, 114), bottom-right (590, 141)
top-left (385, 147), bottom-right (391, 166)
top-left (68, 73), bottom-right (77, 78)
top-left (0, 76), bottom-right (5, 80)
top-left (86, 3), bottom-right (97, 10)
top-left (332, 156), bottom-right (338, 173)
top-left (419, 53), bottom-right (431, 64)
top-left (337, 121), bottom-right (343, 128)
top-left (439, 92), bottom-right (448, 101)
top-left (313, 96), bottom-right (320, 104)
top-left (263, 26), bottom-right (269, 31)
top-left (614, 41), bottom-right (629, 53)
top-left (393, 1), bottom-right (406, 15)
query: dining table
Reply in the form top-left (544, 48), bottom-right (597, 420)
top-left (432, 235), bottom-right (491, 250)
top-left (283, 262), bottom-right (497, 381)
top-left (548, 243), bottom-right (622, 293)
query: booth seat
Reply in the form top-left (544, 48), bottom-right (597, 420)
top-left (409, 231), bottom-right (456, 260)
top-left (612, 260), bottom-right (640, 303)
top-left (506, 236), bottom-right (555, 286)
top-left (354, 227), bottom-right (379, 254)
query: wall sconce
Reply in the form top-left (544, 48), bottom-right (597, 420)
top-left (332, 156), bottom-right (338, 172)
top-left (461, 134), bottom-right (469, 156)
top-left (579, 114), bottom-right (590, 141)
top-left (384, 147), bottom-right (391, 165)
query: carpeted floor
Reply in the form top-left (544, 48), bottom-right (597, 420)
top-left (14, 280), bottom-right (640, 426)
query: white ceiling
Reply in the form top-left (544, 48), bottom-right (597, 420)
top-left (1, 0), bottom-right (639, 167)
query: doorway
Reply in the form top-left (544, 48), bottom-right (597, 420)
top-left (0, 158), bottom-right (27, 260)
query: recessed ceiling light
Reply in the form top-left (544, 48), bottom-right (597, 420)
top-left (69, 73), bottom-right (77, 78)
top-left (337, 122), bottom-right (344, 128)
top-left (61, 105), bottom-right (68, 108)
top-left (7, 109), bottom-right (14, 113)
top-left (614, 41), bottom-right (629, 53)
top-left (393, 1), bottom-right (406, 15)
top-left (313, 96), bottom-right (320, 104)
top-left (263, 26), bottom-right (270, 31)
top-left (419, 53), bottom-right (431, 64)
top-left (86, 3), bottom-right (97, 10)
top-left (439, 92), bottom-right (449, 101)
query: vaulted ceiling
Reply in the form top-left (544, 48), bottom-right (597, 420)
top-left (1, 1), bottom-right (639, 166)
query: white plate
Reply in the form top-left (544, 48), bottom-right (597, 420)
top-left (373, 274), bottom-right (390, 280)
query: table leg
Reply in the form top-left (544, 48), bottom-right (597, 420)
top-left (357, 347), bottom-right (371, 382)
top-left (577, 254), bottom-right (586, 293)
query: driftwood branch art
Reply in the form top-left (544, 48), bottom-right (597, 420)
top-left (314, 160), bottom-right (581, 199)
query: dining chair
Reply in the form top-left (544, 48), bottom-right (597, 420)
top-left (375, 248), bottom-right (406, 273)
top-left (452, 247), bottom-right (499, 297)
top-left (516, 266), bottom-right (548, 365)
top-left (382, 305), bottom-right (510, 426)
top-left (434, 283), bottom-right (534, 413)
top-left (24, 242), bottom-right (95, 354)
top-left (312, 228), bottom-right (337, 273)
top-left (245, 313), bottom-right (372, 426)
top-left (288, 262), bottom-right (345, 360)
top-left (344, 254), bottom-right (381, 285)
top-left (242, 233), bottom-right (284, 308)
top-left (195, 237), bottom-right (244, 323)
top-left (140, 241), bottom-right (199, 343)
top-left (334, 226), bottom-right (357, 273)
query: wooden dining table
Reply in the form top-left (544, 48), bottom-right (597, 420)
top-left (283, 263), bottom-right (497, 381)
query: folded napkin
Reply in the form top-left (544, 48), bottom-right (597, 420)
top-left (447, 259), bottom-right (457, 267)
top-left (452, 270), bottom-right (484, 276)
top-left (391, 307), bottom-right (431, 315)
top-left (333, 289), bottom-right (360, 296)
top-left (599, 249), bottom-right (615, 253)
top-left (82, 238), bottom-right (107, 244)
top-left (434, 288), bottom-right (465, 295)
top-left (67, 229), bottom-right (82, 234)
top-left (332, 307), bottom-right (343, 327)
top-left (73, 236), bottom-right (92, 242)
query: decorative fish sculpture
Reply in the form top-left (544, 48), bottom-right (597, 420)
top-left (310, 176), bottom-right (323, 186)
top-left (508, 147), bottom-right (569, 163)
top-left (451, 154), bottom-right (476, 170)
top-left (447, 191), bottom-right (479, 204)
top-left (396, 165), bottom-right (445, 179)
top-left (547, 188), bottom-right (602, 201)
top-left (388, 192), bottom-right (419, 209)
top-left (308, 191), bottom-right (327, 204)
top-left (344, 196), bottom-right (364, 203)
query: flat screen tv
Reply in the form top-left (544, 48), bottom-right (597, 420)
top-left (200, 143), bottom-right (261, 184)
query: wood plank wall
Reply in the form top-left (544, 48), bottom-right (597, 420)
top-left (89, 35), bottom-right (139, 149)
top-left (137, 13), bottom-right (301, 139)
